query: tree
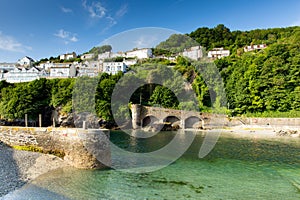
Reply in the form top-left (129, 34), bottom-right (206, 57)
top-left (89, 45), bottom-right (112, 55)
top-left (156, 34), bottom-right (199, 54)
top-left (149, 85), bottom-right (179, 109)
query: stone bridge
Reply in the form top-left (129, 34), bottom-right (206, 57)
top-left (130, 104), bottom-right (221, 129)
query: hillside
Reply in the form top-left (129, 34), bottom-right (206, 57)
top-left (0, 25), bottom-right (299, 126)
top-left (155, 24), bottom-right (300, 116)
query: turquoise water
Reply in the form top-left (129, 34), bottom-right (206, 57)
top-left (3, 131), bottom-right (300, 200)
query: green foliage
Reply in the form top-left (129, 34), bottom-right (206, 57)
top-left (88, 45), bottom-right (112, 55)
top-left (104, 56), bottom-right (123, 62)
top-left (243, 110), bottom-right (300, 118)
top-left (0, 78), bottom-right (51, 119)
top-left (112, 103), bottom-right (131, 124)
top-left (73, 77), bottom-right (99, 114)
top-left (155, 25), bottom-right (300, 117)
top-left (149, 85), bottom-right (179, 109)
top-left (12, 145), bottom-right (43, 153)
top-left (46, 149), bottom-right (65, 158)
top-left (156, 34), bottom-right (199, 53)
top-left (189, 24), bottom-right (300, 54)
top-left (0, 78), bottom-right (75, 119)
top-left (94, 73), bottom-right (123, 121)
top-left (63, 57), bottom-right (82, 63)
top-left (223, 41), bottom-right (300, 116)
top-left (0, 74), bottom-right (124, 122)
top-left (12, 145), bottom-right (65, 158)
top-left (0, 25), bottom-right (299, 122)
top-left (152, 48), bottom-right (173, 57)
top-left (189, 24), bottom-right (232, 50)
top-left (50, 78), bottom-right (75, 113)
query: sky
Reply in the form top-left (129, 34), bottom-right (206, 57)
top-left (0, 0), bottom-right (300, 62)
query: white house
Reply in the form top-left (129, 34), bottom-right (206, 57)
top-left (60, 52), bottom-right (77, 60)
top-left (37, 61), bottom-right (55, 71)
top-left (123, 58), bottom-right (137, 66)
top-left (208, 48), bottom-right (230, 59)
top-left (244, 44), bottom-right (267, 52)
top-left (98, 51), bottom-right (124, 60)
top-left (102, 62), bottom-right (127, 75)
top-left (0, 63), bottom-right (17, 81)
top-left (17, 56), bottom-right (35, 66)
top-left (182, 46), bottom-right (204, 60)
top-left (81, 53), bottom-right (95, 60)
top-left (98, 51), bottom-right (113, 60)
top-left (50, 63), bottom-right (76, 78)
top-left (77, 61), bottom-right (101, 77)
top-left (125, 48), bottom-right (152, 59)
top-left (98, 48), bottom-right (152, 61)
top-left (155, 55), bottom-right (177, 61)
top-left (0, 63), bottom-right (16, 71)
top-left (4, 67), bottom-right (47, 83)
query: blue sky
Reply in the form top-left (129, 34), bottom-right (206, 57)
top-left (0, 0), bottom-right (300, 62)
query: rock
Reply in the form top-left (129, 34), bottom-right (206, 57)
top-left (192, 121), bottom-right (203, 129)
top-left (172, 121), bottom-right (181, 129)
top-left (276, 129), bottom-right (299, 136)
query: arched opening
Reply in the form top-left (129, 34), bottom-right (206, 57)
top-left (164, 116), bottom-right (180, 124)
top-left (184, 116), bottom-right (202, 129)
top-left (163, 116), bottom-right (181, 130)
top-left (142, 115), bottom-right (159, 127)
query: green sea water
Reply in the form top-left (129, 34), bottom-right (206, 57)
top-left (3, 131), bottom-right (300, 200)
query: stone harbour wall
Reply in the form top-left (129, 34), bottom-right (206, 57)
top-left (0, 126), bottom-right (111, 169)
top-left (230, 118), bottom-right (300, 127)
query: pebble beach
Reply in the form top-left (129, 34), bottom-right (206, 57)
top-left (0, 142), bottom-right (68, 197)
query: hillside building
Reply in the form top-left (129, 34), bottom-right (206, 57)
top-left (49, 63), bottom-right (76, 78)
top-left (208, 48), bottom-right (230, 59)
top-left (4, 67), bottom-right (47, 83)
top-left (244, 44), bottom-right (267, 52)
top-left (59, 52), bottom-right (77, 60)
top-left (17, 56), bottom-right (35, 67)
top-left (102, 62), bottom-right (127, 75)
top-left (182, 46), bottom-right (204, 60)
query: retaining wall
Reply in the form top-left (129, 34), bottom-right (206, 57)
top-left (0, 126), bottom-right (110, 169)
top-left (229, 118), bottom-right (300, 127)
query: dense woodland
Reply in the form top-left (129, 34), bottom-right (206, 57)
top-left (0, 25), bottom-right (299, 124)
top-left (156, 24), bottom-right (300, 117)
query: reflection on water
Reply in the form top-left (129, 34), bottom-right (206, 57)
top-left (2, 131), bottom-right (300, 200)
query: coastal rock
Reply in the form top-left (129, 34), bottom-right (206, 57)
top-left (143, 122), bottom-right (180, 132)
top-left (276, 130), bottom-right (299, 137)
top-left (0, 127), bottom-right (111, 170)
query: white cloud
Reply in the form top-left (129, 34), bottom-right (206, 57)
top-left (116, 4), bottom-right (128, 18)
top-left (82, 0), bottom-right (106, 19)
top-left (54, 29), bottom-right (78, 44)
top-left (54, 29), bottom-right (69, 39)
top-left (61, 6), bottom-right (73, 13)
top-left (82, 1), bottom-right (128, 32)
top-left (0, 32), bottom-right (31, 52)
top-left (102, 16), bottom-right (117, 31)
top-left (70, 36), bottom-right (78, 42)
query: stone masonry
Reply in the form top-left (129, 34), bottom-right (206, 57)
top-left (0, 126), bottom-right (111, 169)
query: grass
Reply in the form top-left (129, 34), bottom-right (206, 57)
top-left (12, 145), bottom-right (43, 153)
top-left (12, 145), bottom-right (65, 158)
top-left (242, 110), bottom-right (300, 118)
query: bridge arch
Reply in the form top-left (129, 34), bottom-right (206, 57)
top-left (163, 116), bottom-right (180, 124)
top-left (142, 115), bottom-right (159, 127)
top-left (184, 116), bottom-right (202, 129)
